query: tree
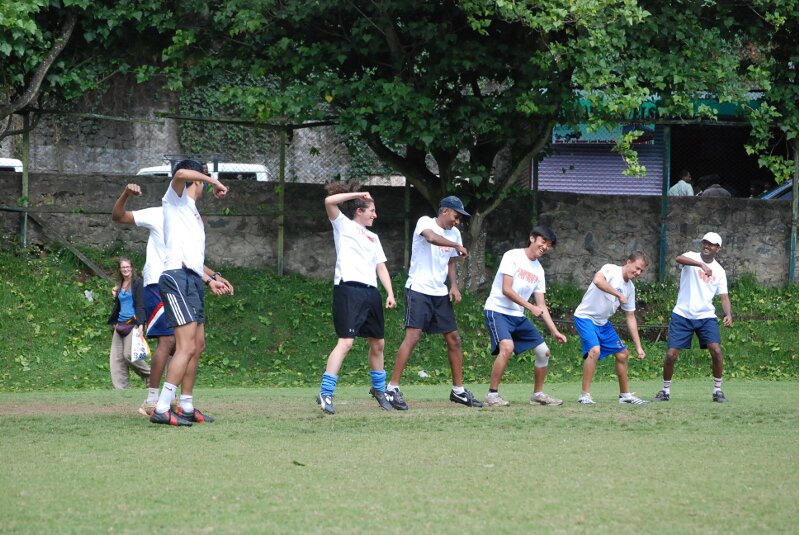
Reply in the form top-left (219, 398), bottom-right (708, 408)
top-left (161, 0), bottom-right (796, 289)
top-left (0, 0), bottom-right (177, 141)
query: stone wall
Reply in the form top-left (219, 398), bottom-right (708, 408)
top-left (0, 173), bottom-right (795, 286)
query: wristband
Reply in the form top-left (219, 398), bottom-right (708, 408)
top-left (211, 272), bottom-right (221, 280)
top-left (205, 277), bottom-right (212, 286)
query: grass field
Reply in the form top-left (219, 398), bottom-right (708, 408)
top-left (1, 379), bottom-right (796, 534)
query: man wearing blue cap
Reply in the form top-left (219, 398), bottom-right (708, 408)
top-left (385, 195), bottom-right (483, 409)
top-left (655, 231), bottom-right (733, 403)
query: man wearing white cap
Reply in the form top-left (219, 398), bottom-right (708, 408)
top-left (655, 232), bottom-right (733, 403)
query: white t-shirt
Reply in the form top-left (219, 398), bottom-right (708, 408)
top-left (132, 207), bottom-right (166, 286)
top-left (331, 212), bottom-right (386, 287)
top-left (162, 183), bottom-right (205, 277)
top-left (405, 216), bottom-right (461, 296)
top-left (484, 248), bottom-right (546, 317)
top-left (673, 251), bottom-right (728, 319)
top-left (574, 264), bottom-right (636, 326)
top-left (668, 180), bottom-right (694, 197)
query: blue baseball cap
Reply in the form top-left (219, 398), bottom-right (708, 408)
top-left (439, 196), bottom-right (470, 217)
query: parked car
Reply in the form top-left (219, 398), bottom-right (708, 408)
top-left (759, 180), bottom-right (793, 200)
top-left (136, 162), bottom-right (269, 182)
top-left (0, 158), bottom-right (23, 172)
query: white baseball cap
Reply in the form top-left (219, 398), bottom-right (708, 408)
top-left (702, 232), bottom-right (722, 246)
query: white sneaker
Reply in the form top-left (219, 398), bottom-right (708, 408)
top-left (530, 392), bottom-right (563, 406)
top-left (485, 392), bottom-right (511, 407)
top-left (619, 393), bottom-right (649, 405)
top-left (577, 393), bottom-right (596, 405)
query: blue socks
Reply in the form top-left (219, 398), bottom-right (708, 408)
top-left (320, 373), bottom-right (338, 397)
top-left (370, 369), bottom-right (386, 393)
top-left (320, 370), bottom-right (386, 395)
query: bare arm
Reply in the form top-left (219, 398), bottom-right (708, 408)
top-left (447, 258), bottom-right (461, 303)
top-left (419, 229), bottom-right (468, 257)
top-left (719, 293), bottom-right (733, 327)
top-left (501, 274), bottom-right (542, 316)
top-left (592, 270), bottom-right (627, 305)
top-left (171, 168), bottom-right (227, 199)
top-left (676, 254), bottom-right (712, 277)
top-left (324, 191), bottom-right (372, 220)
top-left (533, 292), bottom-right (567, 343)
top-left (111, 184), bottom-right (140, 225)
top-left (376, 262), bottom-right (396, 309)
top-left (203, 265), bottom-right (234, 296)
top-left (624, 310), bottom-right (645, 359)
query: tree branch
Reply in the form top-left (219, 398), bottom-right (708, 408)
top-left (0, 11), bottom-right (78, 119)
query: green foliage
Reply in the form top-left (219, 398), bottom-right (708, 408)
top-left (0, 248), bottom-right (796, 392)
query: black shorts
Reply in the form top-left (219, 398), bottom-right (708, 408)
top-left (159, 267), bottom-right (205, 328)
top-left (332, 282), bottom-right (384, 339)
top-left (403, 288), bottom-right (458, 334)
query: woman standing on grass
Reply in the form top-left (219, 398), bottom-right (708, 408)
top-left (316, 182), bottom-right (396, 415)
top-left (107, 257), bottom-right (150, 389)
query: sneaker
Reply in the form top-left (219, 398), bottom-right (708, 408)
top-left (654, 390), bottom-right (670, 402)
top-left (369, 387), bottom-right (394, 411)
top-left (385, 388), bottom-right (409, 411)
top-left (619, 393), bottom-right (649, 405)
top-left (150, 409), bottom-right (192, 426)
top-left (577, 393), bottom-right (596, 405)
top-left (712, 390), bottom-right (728, 403)
top-left (138, 401), bottom-right (156, 417)
top-left (484, 392), bottom-right (510, 407)
top-left (531, 392), bottom-right (563, 406)
top-left (178, 408), bottom-right (215, 423)
top-left (139, 399), bottom-right (179, 417)
top-left (316, 393), bottom-right (335, 414)
top-left (450, 389), bottom-right (483, 407)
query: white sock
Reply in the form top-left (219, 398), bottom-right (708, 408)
top-left (620, 392), bottom-right (631, 398)
top-left (452, 385), bottom-right (465, 394)
top-left (663, 380), bottom-right (672, 394)
top-left (180, 395), bottom-right (194, 413)
top-left (386, 383), bottom-right (399, 392)
top-left (713, 377), bottom-right (723, 392)
top-left (155, 382), bottom-right (177, 413)
top-left (146, 388), bottom-right (159, 403)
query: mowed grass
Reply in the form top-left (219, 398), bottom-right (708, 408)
top-left (0, 379), bottom-right (796, 535)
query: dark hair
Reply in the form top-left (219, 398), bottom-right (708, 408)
top-left (116, 257), bottom-right (137, 286)
top-left (173, 159), bottom-right (204, 174)
top-left (626, 250), bottom-right (650, 266)
top-left (680, 169), bottom-right (691, 179)
top-left (324, 181), bottom-right (373, 218)
top-left (531, 224), bottom-right (557, 245)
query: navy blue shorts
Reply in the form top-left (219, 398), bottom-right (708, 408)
top-left (144, 284), bottom-right (174, 338)
top-left (573, 316), bottom-right (626, 360)
top-left (404, 288), bottom-right (457, 334)
top-left (332, 282), bottom-right (384, 339)
top-left (484, 310), bottom-right (545, 355)
top-left (667, 312), bottom-right (721, 349)
top-left (159, 268), bottom-right (205, 328)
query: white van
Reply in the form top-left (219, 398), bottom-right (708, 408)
top-left (136, 162), bottom-right (269, 182)
top-left (0, 158), bottom-right (23, 172)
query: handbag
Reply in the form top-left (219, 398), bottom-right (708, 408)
top-left (129, 327), bottom-right (151, 362)
top-left (115, 322), bottom-right (135, 336)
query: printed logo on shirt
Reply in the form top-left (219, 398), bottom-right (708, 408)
top-left (516, 268), bottom-right (539, 284)
top-left (696, 268), bottom-right (716, 283)
top-left (358, 227), bottom-right (376, 243)
top-left (438, 246), bottom-right (452, 254)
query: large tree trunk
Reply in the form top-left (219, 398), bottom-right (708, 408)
top-left (460, 211), bottom-right (489, 293)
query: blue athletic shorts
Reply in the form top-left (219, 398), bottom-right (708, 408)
top-left (404, 288), bottom-right (458, 334)
top-left (144, 284), bottom-right (174, 338)
top-left (158, 267), bottom-right (205, 328)
top-left (573, 316), bottom-right (626, 360)
top-left (667, 312), bottom-right (720, 349)
top-left (484, 309), bottom-right (545, 356)
top-left (332, 282), bottom-right (384, 339)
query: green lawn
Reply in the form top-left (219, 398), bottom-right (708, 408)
top-left (1, 379), bottom-right (796, 534)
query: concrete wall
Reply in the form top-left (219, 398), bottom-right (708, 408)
top-left (0, 173), bottom-right (795, 286)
